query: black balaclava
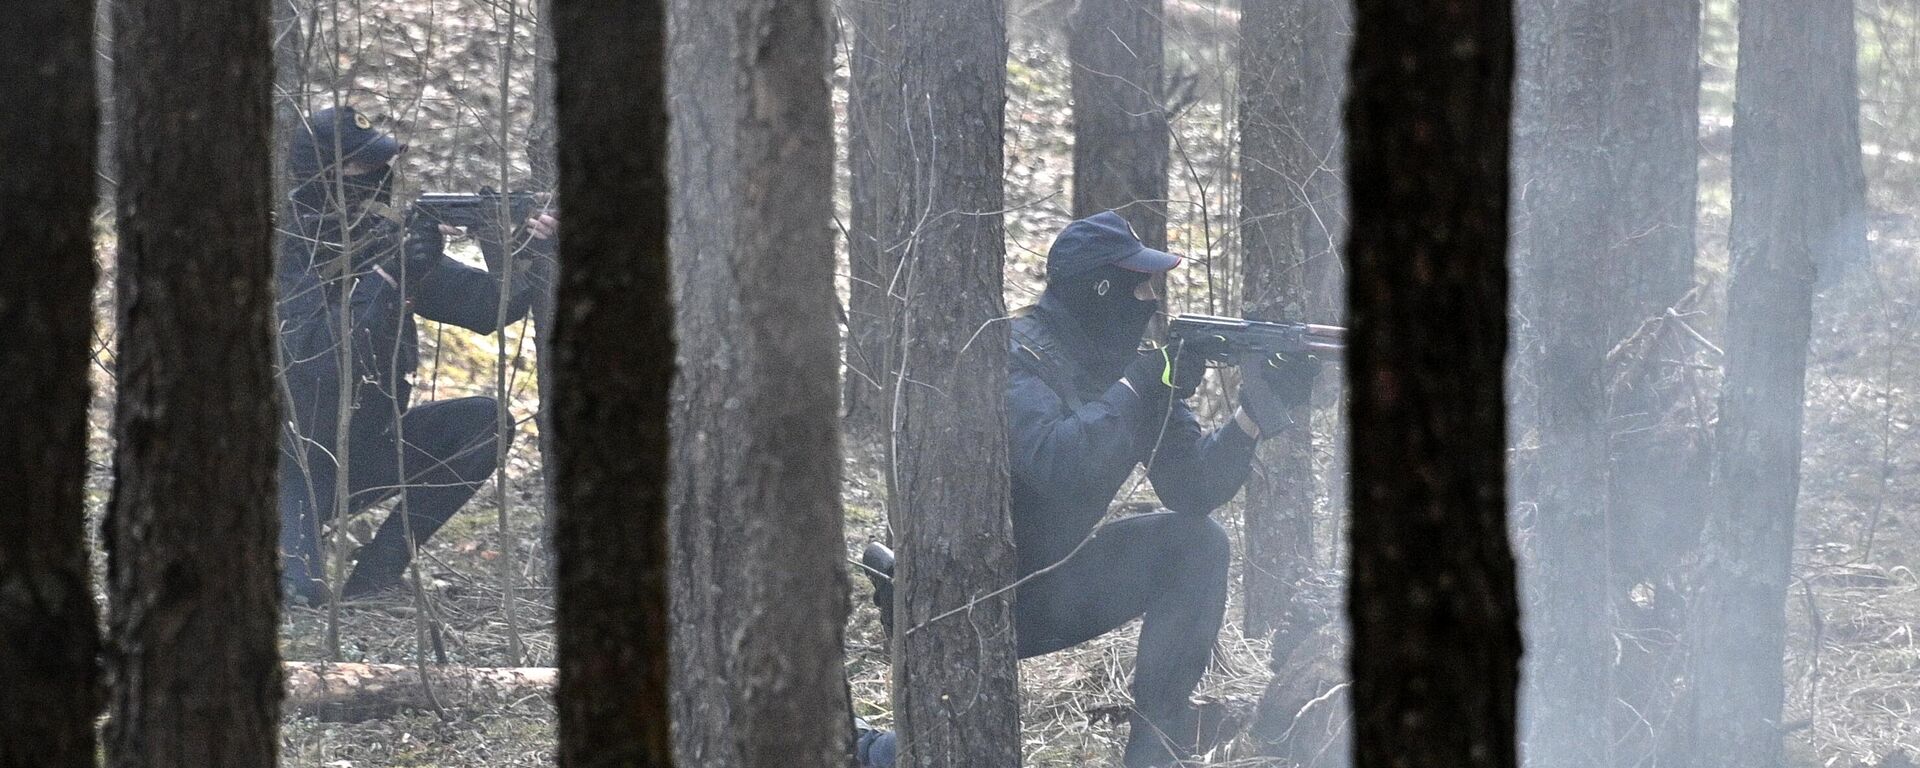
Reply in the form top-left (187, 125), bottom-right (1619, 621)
top-left (1045, 264), bottom-right (1158, 382)
top-left (286, 106), bottom-right (402, 220)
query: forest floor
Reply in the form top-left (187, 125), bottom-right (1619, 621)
top-left (73, 11), bottom-right (1920, 765)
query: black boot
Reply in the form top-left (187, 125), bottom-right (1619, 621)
top-left (1122, 707), bottom-right (1199, 768)
top-left (861, 542), bottom-right (895, 636)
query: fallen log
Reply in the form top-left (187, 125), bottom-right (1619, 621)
top-left (282, 661), bottom-right (554, 722)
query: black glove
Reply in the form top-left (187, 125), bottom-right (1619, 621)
top-left (1123, 342), bottom-right (1209, 402)
top-left (402, 214), bottom-right (445, 279)
top-left (1237, 352), bottom-right (1321, 436)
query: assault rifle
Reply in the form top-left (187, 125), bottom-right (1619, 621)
top-left (1166, 313), bottom-right (1346, 363)
top-left (409, 189), bottom-right (548, 230)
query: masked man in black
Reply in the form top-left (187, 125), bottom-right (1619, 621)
top-left (276, 106), bottom-right (549, 603)
top-left (858, 211), bottom-right (1318, 767)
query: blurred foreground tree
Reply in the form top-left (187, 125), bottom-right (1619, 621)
top-left (885, 0), bottom-right (1022, 765)
top-left (1345, 2), bottom-right (1519, 768)
top-left (1691, 2), bottom-right (1867, 767)
top-left (0, 2), bottom-right (101, 765)
top-left (104, 0), bottom-right (283, 762)
top-left (547, 0), bottom-right (673, 763)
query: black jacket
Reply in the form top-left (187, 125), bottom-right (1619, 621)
top-left (1007, 293), bottom-right (1257, 573)
top-left (277, 209), bottom-right (533, 454)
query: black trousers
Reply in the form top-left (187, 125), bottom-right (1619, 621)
top-left (1013, 511), bottom-right (1231, 723)
top-left (863, 512), bottom-right (1229, 767)
top-left (279, 396), bottom-right (499, 599)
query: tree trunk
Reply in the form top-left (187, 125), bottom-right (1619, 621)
top-left (727, 0), bottom-right (853, 765)
top-left (665, 0), bottom-right (745, 763)
top-left (104, 0), bottom-right (283, 762)
top-left (548, 0), bottom-right (674, 764)
top-left (888, 0), bottom-right (1022, 765)
top-left (1602, 2), bottom-right (1702, 764)
top-left (664, 1), bottom-right (852, 764)
top-left (0, 3), bottom-right (101, 764)
top-left (1344, 3), bottom-right (1519, 768)
top-left (1524, 0), bottom-right (1613, 763)
top-left (1691, 2), bottom-right (1867, 767)
top-left (1068, 0), bottom-right (1167, 244)
top-left (844, 0), bottom-right (906, 448)
top-left (1068, 0), bottom-right (1168, 335)
top-left (1235, 0), bottom-right (1316, 642)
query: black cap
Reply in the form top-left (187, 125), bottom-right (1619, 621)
top-left (295, 106), bottom-right (403, 169)
top-left (1044, 211), bottom-right (1182, 283)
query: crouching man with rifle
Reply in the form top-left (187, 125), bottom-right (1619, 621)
top-left (276, 106), bottom-right (557, 604)
top-left (855, 211), bottom-right (1341, 768)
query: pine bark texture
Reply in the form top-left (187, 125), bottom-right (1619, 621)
top-left (1691, 2), bottom-right (1867, 767)
top-left (1068, 0), bottom-right (1168, 247)
top-left (887, 0), bottom-right (1022, 765)
top-left (104, 0), bottom-right (283, 762)
top-left (665, 0), bottom-right (744, 763)
top-left (0, 3), bottom-right (102, 765)
top-left (665, 1), bottom-right (853, 765)
top-left (549, 0), bottom-right (674, 764)
top-left (845, 0), bottom-right (907, 445)
top-left (728, 1), bottom-right (854, 765)
top-left (1524, 0), bottom-right (1613, 763)
top-left (1235, 0), bottom-right (1316, 641)
top-left (1344, 3), bottom-right (1520, 768)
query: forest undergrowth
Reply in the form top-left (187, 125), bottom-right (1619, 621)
top-left (72, 20), bottom-right (1920, 768)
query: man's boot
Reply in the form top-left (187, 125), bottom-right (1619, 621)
top-left (861, 542), bottom-right (895, 636)
top-left (1121, 701), bottom-right (1235, 768)
top-left (1122, 707), bottom-right (1199, 768)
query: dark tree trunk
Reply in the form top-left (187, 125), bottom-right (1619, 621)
top-left (1691, 2), bottom-right (1866, 767)
top-left (665, 0), bottom-right (745, 763)
top-left (1524, 0), bottom-right (1613, 763)
top-left (887, 0), bottom-right (1021, 765)
top-left (1235, 0), bottom-right (1316, 642)
top-left (548, 0), bottom-right (674, 764)
top-left (1602, 2), bottom-right (1702, 764)
top-left (104, 0), bottom-right (283, 762)
top-left (0, 3), bottom-right (101, 765)
top-left (727, 0), bottom-right (853, 764)
top-left (1068, 0), bottom-right (1167, 244)
top-left (844, 0), bottom-right (906, 448)
top-left (1344, 3), bottom-right (1519, 768)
